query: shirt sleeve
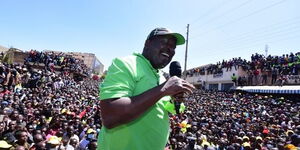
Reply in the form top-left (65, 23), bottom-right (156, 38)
top-left (99, 58), bottom-right (135, 100)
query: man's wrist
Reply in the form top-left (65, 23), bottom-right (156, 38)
top-left (159, 82), bottom-right (169, 97)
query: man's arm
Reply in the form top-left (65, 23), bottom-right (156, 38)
top-left (100, 76), bottom-right (194, 129)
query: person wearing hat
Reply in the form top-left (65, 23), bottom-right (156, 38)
top-left (2, 121), bottom-right (17, 145)
top-left (0, 140), bottom-right (13, 150)
top-left (252, 136), bottom-right (263, 149)
top-left (242, 136), bottom-right (250, 143)
top-left (98, 27), bottom-right (195, 150)
top-left (78, 128), bottom-right (96, 150)
top-left (46, 136), bottom-right (60, 150)
top-left (242, 142), bottom-right (251, 150)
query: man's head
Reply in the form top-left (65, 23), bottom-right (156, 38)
top-left (143, 27), bottom-right (185, 69)
top-left (8, 121), bottom-right (16, 130)
top-left (33, 133), bottom-right (44, 144)
top-left (35, 141), bottom-right (46, 150)
top-left (87, 140), bottom-right (98, 150)
top-left (14, 146), bottom-right (25, 150)
top-left (67, 126), bottom-right (74, 135)
top-left (69, 138), bottom-right (78, 148)
top-left (15, 130), bottom-right (28, 144)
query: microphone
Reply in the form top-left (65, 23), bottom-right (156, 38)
top-left (169, 61), bottom-right (182, 114)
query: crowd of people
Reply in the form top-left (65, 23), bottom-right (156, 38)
top-left (167, 90), bottom-right (300, 150)
top-left (1, 49), bottom-right (300, 150)
top-left (187, 52), bottom-right (300, 86)
top-left (25, 50), bottom-right (91, 77)
top-left (0, 60), bottom-right (101, 150)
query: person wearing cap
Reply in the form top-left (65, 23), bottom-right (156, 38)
top-left (0, 140), bottom-right (13, 150)
top-left (98, 27), bottom-right (195, 150)
top-left (242, 142), bottom-right (251, 150)
top-left (78, 129), bottom-right (96, 150)
top-left (252, 136), bottom-right (263, 149)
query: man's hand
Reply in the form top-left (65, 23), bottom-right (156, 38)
top-left (100, 76), bottom-right (195, 129)
top-left (161, 76), bottom-right (195, 97)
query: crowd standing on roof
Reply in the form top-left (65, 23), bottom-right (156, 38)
top-left (25, 50), bottom-right (91, 77)
top-left (187, 52), bottom-right (300, 86)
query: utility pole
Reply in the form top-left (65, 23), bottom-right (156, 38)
top-left (184, 24), bottom-right (189, 79)
top-left (265, 44), bottom-right (268, 57)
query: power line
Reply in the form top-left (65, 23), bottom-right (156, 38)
top-left (219, 23), bottom-right (300, 47)
top-left (221, 18), bottom-right (300, 43)
top-left (191, 16), bottom-right (300, 46)
top-left (203, 29), bottom-right (300, 54)
top-left (200, 33), bottom-right (300, 57)
top-left (190, 0), bottom-right (235, 25)
top-left (191, 20), bottom-right (300, 53)
top-left (192, 0), bottom-right (253, 31)
top-left (191, 0), bottom-right (288, 39)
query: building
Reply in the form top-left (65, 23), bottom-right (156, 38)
top-left (44, 50), bottom-right (104, 75)
top-left (186, 65), bottom-right (248, 91)
top-left (1, 47), bottom-right (105, 75)
top-left (68, 52), bottom-right (104, 75)
top-left (0, 45), bottom-right (9, 53)
top-left (1, 47), bottom-right (25, 64)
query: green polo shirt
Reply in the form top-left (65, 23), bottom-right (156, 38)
top-left (97, 53), bottom-right (171, 150)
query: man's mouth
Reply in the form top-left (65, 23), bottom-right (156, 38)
top-left (161, 52), bottom-right (170, 58)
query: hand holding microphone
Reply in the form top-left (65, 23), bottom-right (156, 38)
top-left (161, 61), bottom-right (195, 114)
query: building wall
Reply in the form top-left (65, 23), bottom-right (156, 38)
top-left (93, 57), bottom-right (104, 75)
top-left (13, 51), bottom-right (29, 64)
top-left (0, 45), bottom-right (9, 53)
top-left (186, 66), bottom-right (247, 91)
top-left (65, 52), bottom-right (104, 75)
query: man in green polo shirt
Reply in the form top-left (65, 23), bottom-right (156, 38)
top-left (97, 27), bottom-right (195, 150)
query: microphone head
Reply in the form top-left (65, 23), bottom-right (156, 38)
top-left (169, 61), bottom-right (182, 77)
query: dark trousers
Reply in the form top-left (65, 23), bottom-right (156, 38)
top-left (271, 75), bottom-right (277, 85)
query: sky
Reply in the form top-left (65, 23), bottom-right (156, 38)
top-left (0, 0), bottom-right (299, 72)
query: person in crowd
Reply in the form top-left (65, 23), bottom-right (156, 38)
top-left (29, 133), bottom-right (44, 150)
top-left (247, 71), bottom-right (253, 86)
top-left (231, 73), bottom-right (237, 86)
top-left (87, 139), bottom-right (97, 150)
top-left (272, 67), bottom-right (279, 85)
top-left (13, 130), bottom-right (30, 150)
top-left (34, 141), bottom-right (46, 150)
top-left (261, 70), bottom-right (268, 85)
top-left (78, 128), bottom-right (96, 150)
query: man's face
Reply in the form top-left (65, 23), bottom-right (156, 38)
top-left (0, 122), bottom-right (5, 131)
top-left (89, 141), bottom-right (97, 150)
top-left (144, 35), bottom-right (177, 69)
top-left (9, 121), bottom-right (16, 130)
top-left (33, 134), bottom-right (44, 143)
top-left (19, 131), bottom-right (28, 142)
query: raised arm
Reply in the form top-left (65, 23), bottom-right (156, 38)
top-left (100, 76), bottom-right (194, 129)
